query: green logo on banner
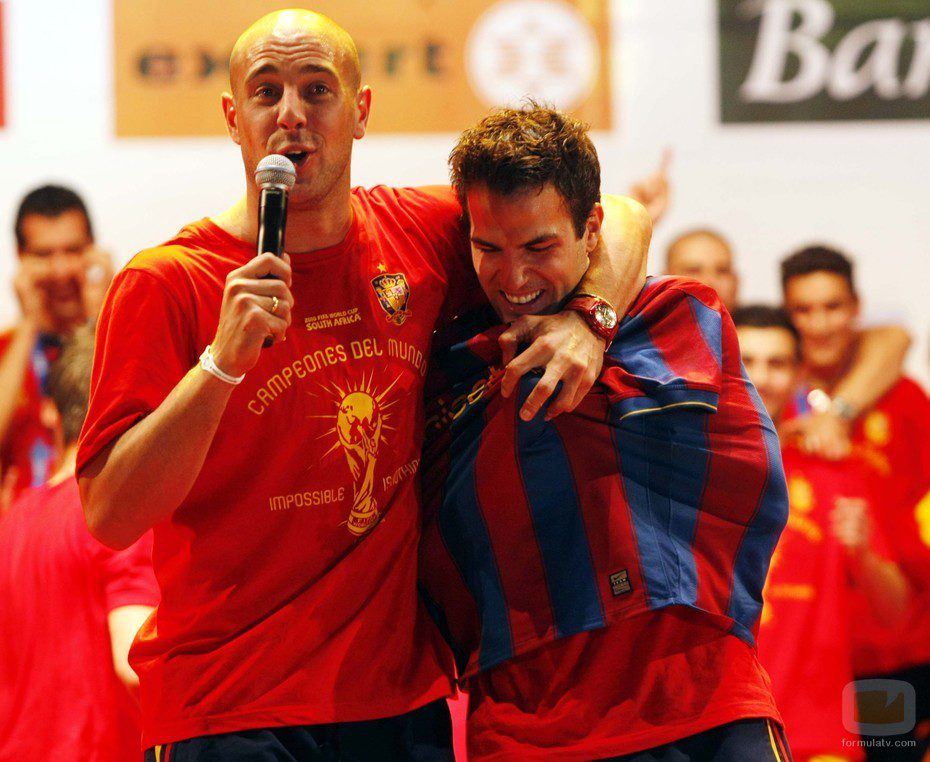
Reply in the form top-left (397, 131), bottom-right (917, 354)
top-left (719, 0), bottom-right (930, 122)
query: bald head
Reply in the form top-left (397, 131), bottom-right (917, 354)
top-left (665, 228), bottom-right (739, 309)
top-left (229, 9), bottom-right (361, 94)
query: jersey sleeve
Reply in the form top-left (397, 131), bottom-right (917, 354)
top-left (76, 266), bottom-right (194, 476)
top-left (601, 278), bottom-right (724, 421)
top-left (91, 529), bottom-right (159, 611)
top-left (401, 185), bottom-right (486, 325)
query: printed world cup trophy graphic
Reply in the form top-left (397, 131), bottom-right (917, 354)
top-left (336, 391), bottom-right (383, 536)
top-left (315, 374), bottom-right (400, 536)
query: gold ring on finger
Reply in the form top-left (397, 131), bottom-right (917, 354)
top-left (271, 295), bottom-right (280, 315)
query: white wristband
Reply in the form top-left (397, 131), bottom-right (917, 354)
top-left (199, 345), bottom-right (245, 386)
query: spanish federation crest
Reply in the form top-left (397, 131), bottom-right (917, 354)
top-left (370, 273), bottom-right (411, 326)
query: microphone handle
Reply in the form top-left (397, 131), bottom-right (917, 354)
top-left (257, 186), bottom-right (289, 347)
top-left (257, 186), bottom-right (288, 258)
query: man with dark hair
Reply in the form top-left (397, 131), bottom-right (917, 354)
top-left (0, 325), bottom-right (158, 760)
top-left (780, 248), bottom-right (930, 760)
top-left (76, 10), bottom-right (650, 759)
top-left (14, 184), bottom-right (96, 249)
top-left (419, 105), bottom-right (789, 760)
top-left (731, 304), bottom-right (798, 345)
top-left (734, 304), bottom-right (909, 761)
top-left (780, 245), bottom-right (852, 289)
top-left (0, 184), bottom-right (111, 499)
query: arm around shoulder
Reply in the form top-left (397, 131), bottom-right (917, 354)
top-left (834, 324), bottom-right (911, 413)
top-left (581, 195), bottom-right (651, 315)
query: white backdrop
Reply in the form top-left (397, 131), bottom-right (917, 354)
top-left (1, 0), bottom-right (928, 383)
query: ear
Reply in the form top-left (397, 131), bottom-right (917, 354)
top-left (221, 92), bottom-right (240, 145)
top-left (353, 86), bottom-right (372, 140)
top-left (584, 202), bottom-right (605, 253)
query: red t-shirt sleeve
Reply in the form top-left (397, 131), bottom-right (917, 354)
top-left (91, 529), bottom-right (159, 611)
top-left (399, 185), bottom-right (485, 325)
top-left (601, 278), bottom-right (724, 417)
top-left (77, 266), bottom-right (194, 476)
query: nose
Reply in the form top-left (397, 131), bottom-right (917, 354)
top-left (49, 251), bottom-right (77, 281)
top-left (499, 254), bottom-right (530, 292)
top-left (277, 86), bottom-right (307, 132)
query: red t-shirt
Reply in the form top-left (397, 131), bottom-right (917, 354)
top-left (465, 606), bottom-right (780, 761)
top-left (0, 330), bottom-right (57, 495)
top-left (77, 187), bottom-right (478, 747)
top-left (785, 378), bottom-right (930, 675)
top-left (0, 478), bottom-right (158, 760)
top-left (756, 446), bottom-right (896, 760)
top-left (852, 380), bottom-right (930, 675)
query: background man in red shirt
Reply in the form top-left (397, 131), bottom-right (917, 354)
top-left (0, 185), bottom-right (112, 501)
top-left (0, 325), bottom-right (158, 760)
top-left (779, 247), bottom-right (930, 760)
top-left (735, 304), bottom-right (910, 762)
top-left (664, 228), bottom-right (739, 311)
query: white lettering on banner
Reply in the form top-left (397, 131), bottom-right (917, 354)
top-left (738, 0), bottom-right (930, 103)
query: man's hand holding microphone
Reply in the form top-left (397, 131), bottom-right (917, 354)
top-left (206, 155), bottom-right (296, 383)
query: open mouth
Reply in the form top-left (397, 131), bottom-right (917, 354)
top-left (502, 289), bottom-right (543, 308)
top-left (284, 151), bottom-right (311, 168)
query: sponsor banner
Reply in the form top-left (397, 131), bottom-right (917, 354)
top-left (0, 1), bottom-right (6, 128)
top-left (114, 0), bottom-right (611, 136)
top-left (719, 0), bottom-right (930, 122)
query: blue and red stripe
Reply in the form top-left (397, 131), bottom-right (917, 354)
top-left (515, 379), bottom-right (606, 639)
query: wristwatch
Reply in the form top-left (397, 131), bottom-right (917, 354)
top-left (806, 388), bottom-right (858, 422)
top-left (565, 293), bottom-right (619, 347)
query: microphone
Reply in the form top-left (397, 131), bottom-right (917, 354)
top-left (255, 155), bottom-right (296, 347)
top-left (255, 154), bottom-right (297, 259)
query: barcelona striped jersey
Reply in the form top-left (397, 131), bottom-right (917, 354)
top-left (419, 276), bottom-right (788, 678)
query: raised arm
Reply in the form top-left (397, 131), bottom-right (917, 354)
top-left (832, 496), bottom-right (909, 624)
top-left (79, 253), bottom-right (293, 549)
top-left (499, 195), bottom-right (652, 421)
top-left (0, 321), bottom-right (38, 450)
top-left (627, 148), bottom-right (672, 226)
top-left (0, 259), bottom-right (52, 449)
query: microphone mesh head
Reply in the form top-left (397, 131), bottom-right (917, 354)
top-left (255, 154), bottom-right (297, 189)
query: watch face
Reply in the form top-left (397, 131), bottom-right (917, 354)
top-left (594, 303), bottom-right (618, 329)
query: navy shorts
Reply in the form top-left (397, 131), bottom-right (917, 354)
top-left (143, 698), bottom-right (452, 761)
top-left (599, 718), bottom-right (792, 762)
